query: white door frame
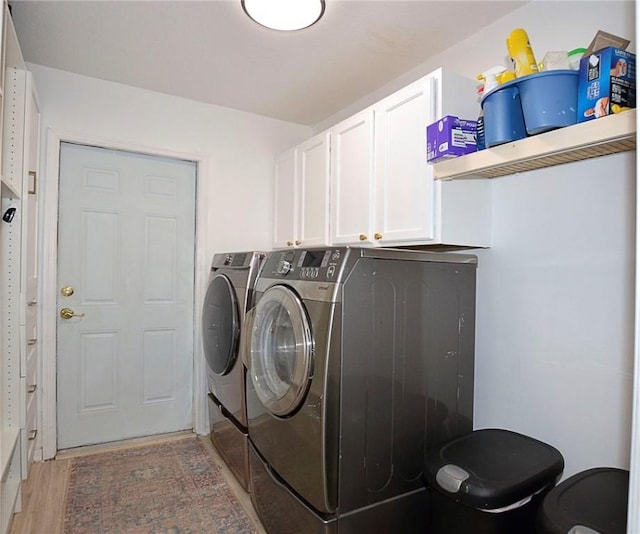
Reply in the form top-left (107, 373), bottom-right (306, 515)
top-left (40, 128), bottom-right (211, 459)
top-left (630, 150), bottom-right (640, 530)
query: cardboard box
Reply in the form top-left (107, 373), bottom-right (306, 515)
top-left (427, 115), bottom-right (477, 162)
top-left (577, 47), bottom-right (636, 122)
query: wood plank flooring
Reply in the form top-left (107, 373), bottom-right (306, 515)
top-left (9, 432), bottom-right (266, 534)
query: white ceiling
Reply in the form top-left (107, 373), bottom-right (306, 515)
top-left (9, 0), bottom-right (527, 126)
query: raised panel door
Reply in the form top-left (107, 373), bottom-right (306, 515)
top-left (297, 132), bottom-right (329, 247)
top-left (56, 142), bottom-right (196, 448)
top-left (273, 148), bottom-right (297, 249)
top-left (330, 109), bottom-right (374, 245)
top-left (373, 77), bottom-right (435, 245)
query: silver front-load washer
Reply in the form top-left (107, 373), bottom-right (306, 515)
top-left (202, 250), bottom-right (265, 491)
top-left (245, 247), bottom-right (478, 533)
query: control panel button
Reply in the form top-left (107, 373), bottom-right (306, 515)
top-left (277, 259), bottom-right (292, 275)
top-left (327, 265), bottom-right (336, 278)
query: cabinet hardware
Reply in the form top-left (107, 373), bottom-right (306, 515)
top-left (359, 234), bottom-right (367, 241)
top-left (28, 171), bottom-right (37, 195)
top-left (287, 241), bottom-right (293, 246)
top-left (295, 240), bottom-right (301, 246)
top-left (60, 307), bottom-right (85, 319)
top-left (28, 429), bottom-right (38, 441)
top-left (374, 233), bottom-right (383, 240)
top-left (27, 384), bottom-right (37, 393)
top-left (28, 299), bottom-right (37, 307)
top-left (27, 338), bottom-right (37, 346)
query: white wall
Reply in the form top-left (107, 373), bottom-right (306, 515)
top-left (30, 0), bottom-right (636, 488)
top-left (473, 154), bottom-right (635, 479)
top-left (424, 0), bottom-right (634, 480)
top-left (317, 0), bottom-right (637, 481)
top-left (315, 1), bottom-right (635, 132)
top-left (29, 64), bottom-right (311, 257)
top-left (28, 64), bottom-right (311, 452)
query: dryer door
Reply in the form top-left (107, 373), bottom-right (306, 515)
top-left (250, 285), bottom-right (313, 417)
top-left (202, 274), bottom-right (240, 375)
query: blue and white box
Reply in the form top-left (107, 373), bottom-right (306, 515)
top-left (427, 115), bottom-right (477, 162)
top-left (577, 47), bottom-right (636, 122)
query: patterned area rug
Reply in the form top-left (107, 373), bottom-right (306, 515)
top-left (63, 436), bottom-right (258, 534)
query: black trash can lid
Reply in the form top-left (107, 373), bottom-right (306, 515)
top-left (538, 467), bottom-right (629, 534)
top-left (425, 428), bottom-right (565, 510)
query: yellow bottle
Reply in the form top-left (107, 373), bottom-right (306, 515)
top-left (507, 28), bottom-right (539, 77)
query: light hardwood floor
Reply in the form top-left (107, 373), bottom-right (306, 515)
top-left (9, 432), bottom-right (266, 534)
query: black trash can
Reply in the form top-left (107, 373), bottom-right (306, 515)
top-left (537, 467), bottom-right (629, 534)
top-left (425, 428), bottom-right (565, 534)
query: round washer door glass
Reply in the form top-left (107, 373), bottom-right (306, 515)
top-left (202, 274), bottom-right (240, 375)
top-left (250, 285), bottom-right (313, 417)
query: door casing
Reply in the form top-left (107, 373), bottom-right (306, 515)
top-left (40, 129), bottom-right (212, 459)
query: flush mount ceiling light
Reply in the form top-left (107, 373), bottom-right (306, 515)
top-left (242, 0), bottom-right (325, 31)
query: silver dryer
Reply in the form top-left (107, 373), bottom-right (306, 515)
top-left (202, 251), bottom-right (265, 491)
top-left (245, 247), bottom-right (477, 533)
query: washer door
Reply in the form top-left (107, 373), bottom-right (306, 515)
top-left (250, 285), bottom-right (313, 417)
top-left (202, 274), bottom-right (240, 375)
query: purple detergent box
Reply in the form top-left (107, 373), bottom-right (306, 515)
top-left (577, 47), bottom-right (636, 122)
top-left (427, 115), bottom-right (477, 162)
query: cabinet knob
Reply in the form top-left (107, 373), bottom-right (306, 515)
top-left (374, 233), bottom-right (383, 240)
top-left (359, 234), bottom-right (367, 241)
top-left (287, 241), bottom-right (293, 246)
top-left (27, 384), bottom-right (37, 393)
top-left (28, 429), bottom-right (38, 441)
top-left (27, 338), bottom-right (37, 346)
top-left (295, 240), bottom-right (301, 246)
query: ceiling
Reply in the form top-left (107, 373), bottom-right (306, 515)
top-left (9, 0), bottom-right (527, 126)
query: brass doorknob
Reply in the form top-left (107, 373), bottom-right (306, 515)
top-left (60, 307), bottom-right (85, 320)
top-left (61, 286), bottom-right (74, 297)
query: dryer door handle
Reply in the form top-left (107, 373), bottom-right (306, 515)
top-left (240, 307), bottom-right (256, 370)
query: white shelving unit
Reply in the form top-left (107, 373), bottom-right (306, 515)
top-left (0, 428), bottom-right (19, 534)
top-left (433, 109), bottom-right (636, 180)
top-left (1, 4), bottom-right (35, 532)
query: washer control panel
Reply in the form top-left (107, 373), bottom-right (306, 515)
top-left (267, 248), bottom-right (345, 282)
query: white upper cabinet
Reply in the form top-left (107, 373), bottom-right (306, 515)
top-left (373, 76), bottom-right (434, 244)
top-left (330, 68), bottom-right (490, 248)
top-left (273, 148), bottom-right (297, 249)
top-left (273, 131), bottom-right (330, 249)
top-left (274, 67), bottom-right (492, 250)
top-left (329, 109), bottom-right (374, 245)
top-left (297, 132), bottom-right (330, 247)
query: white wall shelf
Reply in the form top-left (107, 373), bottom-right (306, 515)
top-left (433, 109), bottom-right (636, 180)
top-left (0, 427), bottom-right (20, 534)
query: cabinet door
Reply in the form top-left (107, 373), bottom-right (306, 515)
top-left (330, 109), bottom-right (374, 245)
top-left (296, 132), bottom-right (329, 247)
top-left (21, 73), bottom-right (41, 479)
top-left (373, 77), bottom-right (435, 244)
top-left (273, 148), bottom-right (297, 249)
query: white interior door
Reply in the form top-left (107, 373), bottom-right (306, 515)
top-left (56, 142), bottom-right (196, 449)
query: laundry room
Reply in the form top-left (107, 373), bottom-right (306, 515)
top-left (0, 0), bottom-right (637, 533)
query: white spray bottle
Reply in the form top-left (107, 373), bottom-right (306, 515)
top-left (477, 66), bottom-right (508, 96)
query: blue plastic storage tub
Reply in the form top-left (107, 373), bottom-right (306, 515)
top-left (481, 83), bottom-right (527, 147)
top-left (481, 70), bottom-right (579, 145)
top-left (517, 70), bottom-right (579, 135)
